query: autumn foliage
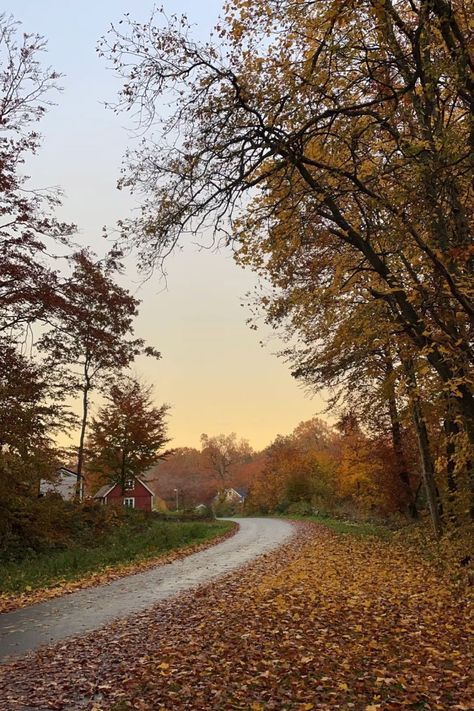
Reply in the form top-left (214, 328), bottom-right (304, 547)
top-left (147, 434), bottom-right (261, 511)
top-left (87, 377), bottom-right (170, 493)
top-left (100, 0), bottom-right (474, 550)
top-left (0, 4), bottom-right (472, 707)
top-left (0, 16), bottom-right (166, 559)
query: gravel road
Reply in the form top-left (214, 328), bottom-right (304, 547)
top-left (0, 517), bottom-right (294, 662)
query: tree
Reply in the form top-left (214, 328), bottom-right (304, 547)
top-left (0, 14), bottom-right (75, 335)
top-left (335, 414), bottom-right (409, 517)
top-left (251, 272), bottom-right (420, 517)
top-left (100, 1), bottom-right (473, 535)
top-left (146, 444), bottom-right (265, 509)
top-left (0, 342), bottom-right (72, 549)
top-left (39, 249), bottom-right (160, 493)
top-left (230, 451), bottom-right (267, 493)
top-left (246, 419), bottom-right (337, 515)
top-left (146, 447), bottom-right (216, 509)
top-left (87, 377), bottom-right (170, 492)
top-left (200, 433), bottom-right (253, 488)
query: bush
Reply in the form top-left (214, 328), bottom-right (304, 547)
top-left (286, 500), bottom-right (313, 516)
top-left (0, 496), bottom-right (156, 562)
top-left (214, 500), bottom-right (240, 517)
top-left (194, 505), bottom-right (214, 519)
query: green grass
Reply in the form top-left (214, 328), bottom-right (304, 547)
top-left (278, 513), bottom-right (392, 539)
top-left (0, 519), bottom-right (234, 595)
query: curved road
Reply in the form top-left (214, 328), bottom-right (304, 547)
top-left (0, 517), bottom-right (294, 662)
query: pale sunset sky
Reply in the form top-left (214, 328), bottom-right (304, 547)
top-left (8, 0), bottom-right (327, 450)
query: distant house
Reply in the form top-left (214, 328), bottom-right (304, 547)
top-left (93, 477), bottom-right (167, 512)
top-left (39, 467), bottom-right (84, 501)
top-left (194, 503), bottom-right (208, 514)
top-left (214, 487), bottom-right (247, 505)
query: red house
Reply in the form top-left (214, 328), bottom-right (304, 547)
top-left (93, 477), bottom-right (156, 511)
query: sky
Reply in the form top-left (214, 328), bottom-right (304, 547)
top-left (7, 0), bottom-right (328, 451)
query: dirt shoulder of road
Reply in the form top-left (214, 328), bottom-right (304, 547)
top-left (0, 521), bottom-right (238, 615)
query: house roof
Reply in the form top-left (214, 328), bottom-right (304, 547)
top-left (214, 487), bottom-right (247, 501)
top-left (234, 487), bottom-right (248, 498)
top-left (93, 477), bottom-right (155, 500)
top-left (94, 484), bottom-right (115, 499)
top-left (136, 477), bottom-right (155, 497)
top-left (223, 487), bottom-right (247, 498)
top-left (57, 467), bottom-right (84, 479)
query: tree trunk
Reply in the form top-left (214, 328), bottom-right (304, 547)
top-left (443, 399), bottom-right (459, 524)
top-left (404, 359), bottom-right (443, 538)
top-left (120, 448), bottom-right (127, 495)
top-left (75, 368), bottom-right (91, 500)
top-left (384, 354), bottom-right (418, 518)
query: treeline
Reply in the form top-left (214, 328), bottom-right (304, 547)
top-left (0, 17), bottom-right (168, 556)
top-left (246, 417), bottom-right (416, 520)
top-left (150, 418), bottom-right (418, 523)
top-left (99, 0), bottom-right (474, 549)
top-left (148, 433), bottom-right (259, 511)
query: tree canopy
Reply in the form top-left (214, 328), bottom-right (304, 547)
top-left (101, 0), bottom-right (474, 537)
top-left (0, 15), bottom-right (75, 334)
top-left (88, 377), bottom-right (170, 491)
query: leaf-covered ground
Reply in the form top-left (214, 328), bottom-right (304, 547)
top-left (0, 523), bottom-right (472, 710)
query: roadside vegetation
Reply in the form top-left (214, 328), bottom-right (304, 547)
top-left (0, 499), bottom-right (232, 597)
top-left (280, 513), bottom-right (392, 541)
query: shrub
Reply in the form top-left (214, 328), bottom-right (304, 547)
top-left (286, 501), bottom-right (313, 516)
top-left (194, 505), bottom-right (214, 518)
top-left (0, 496), bottom-right (152, 562)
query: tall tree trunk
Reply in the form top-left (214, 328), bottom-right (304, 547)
top-left (120, 448), bottom-right (127, 495)
top-left (404, 359), bottom-right (443, 539)
top-left (443, 398), bottom-right (459, 524)
top-left (468, 462), bottom-right (474, 521)
top-left (75, 367), bottom-right (91, 500)
top-left (384, 353), bottom-right (418, 518)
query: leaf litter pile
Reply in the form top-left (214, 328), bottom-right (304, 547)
top-left (1, 523), bottom-right (472, 710)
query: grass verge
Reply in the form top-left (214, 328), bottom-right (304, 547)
top-left (278, 513), bottom-right (392, 539)
top-left (0, 518), bottom-right (234, 596)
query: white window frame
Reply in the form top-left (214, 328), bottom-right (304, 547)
top-left (125, 479), bottom-right (134, 490)
top-left (123, 497), bottom-right (135, 508)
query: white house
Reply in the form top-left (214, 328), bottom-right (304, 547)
top-left (39, 467), bottom-right (84, 501)
top-left (214, 487), bottom-right (247, 505)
